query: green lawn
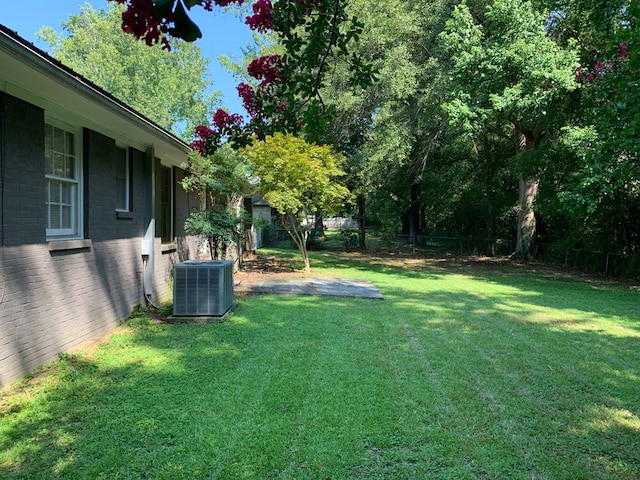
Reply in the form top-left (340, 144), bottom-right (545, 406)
top-left (1, 251), bottom-right (639, 479)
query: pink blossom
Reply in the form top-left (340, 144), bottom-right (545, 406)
top-left (212, 109), bottom-right (243, 130)
top-left (237, 83), bottom-right (261, 119)
top-left (194, 125), bottom-right (215, 139)
top-left (576, 66), bottom-right (583, 81)
top-left (618, 41), bottom-right (628, 59)
top-left (113, 0), bottom-right (172, 49)
top-left (215, 0), bottom-right (245, 6)
top-left (245, 0), bottom-right (273, 32)
top-left (190, 139), bottom-right (207, 156)
top-left (247, 55), bottom-right (283, 86)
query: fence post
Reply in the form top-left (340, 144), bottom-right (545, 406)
top-left (606, 252), bottom-right (610, 277)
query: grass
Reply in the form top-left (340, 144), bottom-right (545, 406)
top-left (1, 250), bottom-right (639, 479)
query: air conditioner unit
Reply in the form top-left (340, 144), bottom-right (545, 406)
top-left (173, 260), bottom-right (234, 317)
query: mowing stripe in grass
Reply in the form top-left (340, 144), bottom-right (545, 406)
top-left (1, 252), bottom-right (639, 479)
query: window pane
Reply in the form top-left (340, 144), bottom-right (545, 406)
top-left (115, 148), bottom-right (128, 211)
top-left (53, 127), bottom-right (65, 153)
top-left (44, 126), bottom-right (52, 173)
top-left (48, 179), bottom-right (60, 203)
top-left (61, 205), bottom-right (72, 229)
top-left (53, 153), bottom-right (65, 177)
top-left (60, 182), bottom-right (72, 204)
top-left (51, 205), bottom-right (60, 229)
top-left (65, 132), bottom-right (74, 156)
top-left (45, 123), bottom-right (79, 238)
top-left (64, 156), bottom-right (75, 179)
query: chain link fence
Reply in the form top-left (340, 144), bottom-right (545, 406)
top-left (257, 226), bottom-right (640, 280)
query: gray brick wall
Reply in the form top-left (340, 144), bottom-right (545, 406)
top-left (1, 93), bottom-right (46, 246)
top-left (152, 167), bottom-right (200, 304)
top-left (0, 93), bottom-right (198, 387)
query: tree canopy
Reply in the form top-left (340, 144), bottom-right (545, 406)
top-left (112, 0), bottom-right (640, 271)
top-left (243, 133), bottom-right (350, 273)
top-left (111, 0), bottom-right (376, 152)
top-left (440, 0), bottom-right (578, 257)
top-left (39, 2), bottom-right (219, 139)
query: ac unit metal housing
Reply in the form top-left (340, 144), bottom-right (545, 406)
top-left (173, 260), bottom-right (234, 317)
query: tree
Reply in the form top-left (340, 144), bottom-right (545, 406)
top-left (440, 0), bottom-right (578, 257)
top-left (317, 0), bottom-right (456, 247)
top-left (39, 2), bottom-right (218, 139)
top-left (110, 0), bottom-right (376, 153)
top-left (181, 145), bottom-right (252, 259)
top-left (540, 1), bottom-right (640, 254)
top-left (243, 133), bottom-right (350, 273)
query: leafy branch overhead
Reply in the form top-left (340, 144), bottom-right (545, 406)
top-left (111, 0), bottom-right (377, 153)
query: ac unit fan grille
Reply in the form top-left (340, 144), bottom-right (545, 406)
top-left (173, 260), bottom-right (234, 316)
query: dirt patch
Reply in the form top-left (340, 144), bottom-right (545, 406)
top-left (239, 250), bottom-right (639, 291)
top-left (235, 254), bottom-right (305, 290)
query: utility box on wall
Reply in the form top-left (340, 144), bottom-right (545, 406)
top-left (172, 260), bottom-right (234, 317)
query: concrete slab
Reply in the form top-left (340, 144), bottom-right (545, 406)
top-left (166, 304), bottom-right (238, 324)
top-left (236, 277), bottom-right (384, 300)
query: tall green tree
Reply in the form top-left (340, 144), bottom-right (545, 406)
top-left (540, 0), bottom-right (639, 253)
top-left (181, 145), bottom-right (252, 259)
top-left (38, 2), bottom-right (219, 139)
top-left (318, 0), bottom-right (458, 245)
top-left (244, 133), bottom-right (350, 274)
top-left (440, 0), bottom-right (578, 257)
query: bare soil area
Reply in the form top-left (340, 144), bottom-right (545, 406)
top-left (235, 251), bottom-right (639, 291)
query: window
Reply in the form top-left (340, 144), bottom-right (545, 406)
top-left (159, 165), bottom-right (173, 243)
top-left (115, 147), bottom-right (130, 212)
top-left (45, 123), bottom-right (81, 239)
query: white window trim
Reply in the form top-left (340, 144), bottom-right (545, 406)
top-left (45, 118), bottom-right (83, 241)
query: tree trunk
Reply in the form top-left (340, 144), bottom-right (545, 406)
top-left (514, 125), bottom-right (540, 259)
top-left (301, 228), bottom-right (311, 275)
top-left (407, 182), bottom-right (421, 244)
top-left (282, 213), bottom-right (312, 275)
top-left (314, 213), bottom-right (325, 238)
top-left (302, 250), bottom-right (311, 275)
top-left (485, 179), bottom-right (495, 256)
top-left (358, 193), bottom-right (366, 250)
top-left (516, 177), bottom-right (539, 258)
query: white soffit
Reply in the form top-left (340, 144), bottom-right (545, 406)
top-left (0, 25), bottom-right (191, 166)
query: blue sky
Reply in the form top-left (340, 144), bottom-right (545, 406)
top-left (1, 0), bottom-right (255, 116)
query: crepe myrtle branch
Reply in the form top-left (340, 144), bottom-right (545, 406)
top-left (110, 0), bottom-right (376, 156)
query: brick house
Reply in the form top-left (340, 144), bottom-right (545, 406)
top-left (0, 25), bottom-right (201, 386)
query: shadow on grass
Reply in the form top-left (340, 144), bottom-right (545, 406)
top-left (1, 254), bottom-right (639, 479)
